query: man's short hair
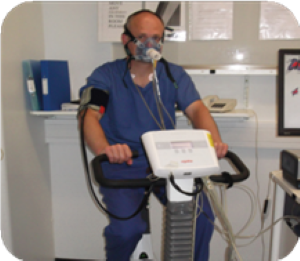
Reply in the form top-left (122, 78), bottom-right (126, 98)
top-left (123, 9), bottom-right (165, 43)
top-left (125, 9), bottom-right (165, 31)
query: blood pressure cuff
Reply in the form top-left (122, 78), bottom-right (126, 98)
top-left (78, 86), bottom-right (109, 114)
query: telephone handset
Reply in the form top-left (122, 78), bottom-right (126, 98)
top-left (202, 95), bottom-right (237, 113)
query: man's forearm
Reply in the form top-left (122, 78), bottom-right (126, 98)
top-left (192, 109), bottom-right (222, 143)
top-left (186, 101), bottom-right (223, 143)
top-left (78, 109), bottom-right (109, 156)
top-left (185, 100), bottom-right (228, 158)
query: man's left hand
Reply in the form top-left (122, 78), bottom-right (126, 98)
top-left (214, 142), bottom-right (228, 159)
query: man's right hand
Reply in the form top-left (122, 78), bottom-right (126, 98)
top-left (78, 108), bottom-right (133, 165)
top-left (103, 144), bottom-right (133, 165)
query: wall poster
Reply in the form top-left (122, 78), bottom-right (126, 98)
top-left (278, 49), bottom-right (300, 136)
top-left (189, 1), bottom-right (233, 40)
top-left (98, 2), bottom-right (142, 42)
top-left (260, 2), bottom-right (300, 39)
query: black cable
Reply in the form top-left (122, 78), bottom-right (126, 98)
top-left (169, 174), bottom-right (203, 196)
top-left (79, 107), bottom-right (155, 220)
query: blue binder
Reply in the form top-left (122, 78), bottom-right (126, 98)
top-left (22, 60), bottom-right (43, 111)
top-left (41, 60), bottom-right (71, 111)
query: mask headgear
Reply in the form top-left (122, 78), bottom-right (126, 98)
top-left (123, 10), bottom-right (165, 63)
top-left (121, 10), bottom-right (178, 90)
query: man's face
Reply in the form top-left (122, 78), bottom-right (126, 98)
top-left (123, 13), bottom-right (164, 57)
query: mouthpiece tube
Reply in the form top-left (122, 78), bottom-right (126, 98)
top-left (146, 48), bottom-right (162, 61)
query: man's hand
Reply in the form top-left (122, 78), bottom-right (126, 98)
top-left (103, 144), bottom-right (133, 165)
top-left (214, 142), bottom-right (228, 159)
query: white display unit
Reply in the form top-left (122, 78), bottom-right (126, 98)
top-left (141, 129), bottom-right (220, 179)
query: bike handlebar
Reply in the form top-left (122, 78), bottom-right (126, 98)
top-left (209, 151), bottom-right (249, 183)
top-left (91, 150), bottom-right (249, 188)
top-left (91, 151), bottom-right (165, 188)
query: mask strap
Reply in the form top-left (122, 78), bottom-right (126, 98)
top-left (123, 25), bottom-right (136, 42)
top-left (124, 41), bottom-right (132, 57)
top-left (122, 57), bottom-right (134, 89)
top-left (160, 58), bottom-right (178, 89)
top-left (123, 25), bottom-right (137, 66)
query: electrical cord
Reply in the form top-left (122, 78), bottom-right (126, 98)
top-left (134, 83), bottom-right (164, 129)
top-left (210, 183), bottom-right (258, 242)
top-left (203, 177), bottom-right (244, 261)
top-left (247, 109), bottom-right (275, 260)
top-left (234, 184), bottom-right (258, 237)
top-left (199, 178), bottom-right (300, 255)
top-left (169, 173), bottom-right (204, 196)
top-left (210, 179), bottom-right (300, 247)
top-left (250, 109), bottom-right (266, 261)
top-left (236, 215), bottom-right (300, 247)
top-left (152, 60), bottom-right (166, 129)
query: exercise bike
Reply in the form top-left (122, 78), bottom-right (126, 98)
top-left (89, 129), bottom-right (249, 261)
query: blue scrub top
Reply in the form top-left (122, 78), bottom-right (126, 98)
top-left (80, 59), bottom-right (200, 178)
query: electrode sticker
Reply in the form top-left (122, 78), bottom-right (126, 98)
top-left (207, 133), bottom-right (214, 147)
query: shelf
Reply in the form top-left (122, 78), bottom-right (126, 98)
top-left (211, 109), bottom-right (253, 119)
top-left (177, 109), bottom-right (252, 120)
top-left (30, 110), bottom-right (77, 118)
top-left (183, 65), bottom-right (277, 75)
top-left (31, 111), bottom-right (187, 118)
top-left (31, 109), bottom-right (252, 120)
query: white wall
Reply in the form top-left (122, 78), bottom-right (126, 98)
top-left (113, 2), bottom-right (300, 66)
top-left (41, 1), bottom-right (112, 100)
top-left (1, 2), bottom-right (112, 260)
top-left (1, 2), bottom-right (54, 260)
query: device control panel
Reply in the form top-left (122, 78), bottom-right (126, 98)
top-left (141, 130), bottom-right (220, 179)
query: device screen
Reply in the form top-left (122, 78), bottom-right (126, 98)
top-left (171, 141), bottom-right (193, 149)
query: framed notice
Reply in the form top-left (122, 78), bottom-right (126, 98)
top-left (98, 2), bottom-right (142, 42)
top-left (189, 1), bottom-right (233, 40)
top-left (278, 49), bottom-right (300, 136)
top-left (260, 2), bottom-right (300, 40)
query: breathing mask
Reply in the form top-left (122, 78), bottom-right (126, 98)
top-left (123, 25), bottom-right (163, 63)
top-left (134, 37), bottom-right (162, 62)
top-left (121, 11), bottom-right (178, 89)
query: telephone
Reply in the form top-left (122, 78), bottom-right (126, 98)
top-left (202, 95), bottom-right (237, 113)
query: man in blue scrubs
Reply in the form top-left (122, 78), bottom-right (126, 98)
top-left (78, 9), bottom-right (228, 261)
